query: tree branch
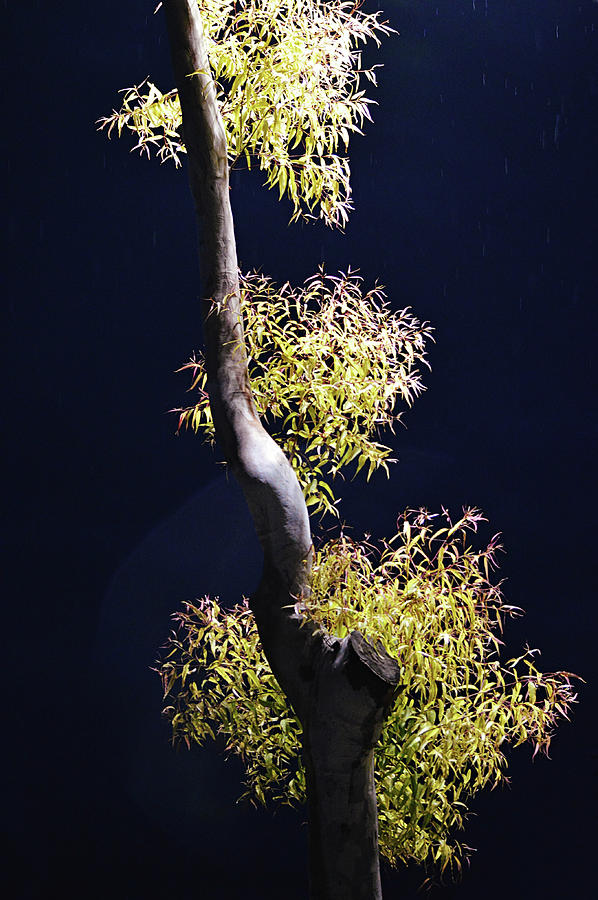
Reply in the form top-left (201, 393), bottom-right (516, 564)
top-left (163, 23), bottom-right (403, 893)
top-left (164, 0), bottom-right (317, 714)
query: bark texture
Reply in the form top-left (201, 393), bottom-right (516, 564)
top-left (163, 3), bottom-right (401, 896)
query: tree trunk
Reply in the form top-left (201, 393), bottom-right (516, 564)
top-left (163, 3), bottom-right (401, 896)
top-left (302, 632), bottom-right (401, 899)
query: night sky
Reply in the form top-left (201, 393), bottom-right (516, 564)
top-left (5, 1), bottom-right (598, 898)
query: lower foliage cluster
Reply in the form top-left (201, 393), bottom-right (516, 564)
top-left (157, 507), bottom-right (577, 875)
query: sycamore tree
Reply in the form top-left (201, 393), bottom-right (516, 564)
top-left (100, 2), bottom-right (578, 897)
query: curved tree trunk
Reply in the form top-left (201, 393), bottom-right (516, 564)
top-left (163, 3), bottom-right (401, 896)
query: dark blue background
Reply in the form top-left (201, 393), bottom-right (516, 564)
top-left (5, 1), bottom-right (597, 897)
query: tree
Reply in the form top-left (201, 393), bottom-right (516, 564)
top-left (100, 2), bottom-right (578, 897)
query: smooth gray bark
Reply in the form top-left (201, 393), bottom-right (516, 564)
top-left (302, 633), bottom-right (401, 899)
top-left (163, 3), bottom-right (401, 896)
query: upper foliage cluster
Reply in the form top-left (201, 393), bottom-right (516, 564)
top-left (157, 508), bottom-right (578, 874)
top-left (97, 0), bottom-right (392, 226)
top-left (176, 268), bottom-right (432, 516)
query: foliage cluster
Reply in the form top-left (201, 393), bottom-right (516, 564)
top-left (176, 268), bottom-right (432, 516)
top-left (97, 0), bottom-right (392, 226)
top-left (158, 508), bottom-right (578, 874)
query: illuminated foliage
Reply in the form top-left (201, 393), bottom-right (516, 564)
top-left (175, 269), bottom-right (432, 517)
top-left (157, 507), bottom-right (578, 874)
top-left (97, 0), bottom-right (392, 226)
top-left (101, 1), bottom-right (581, 881)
